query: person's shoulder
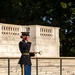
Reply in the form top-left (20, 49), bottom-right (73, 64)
top-left (19, 40), bottom-right (23, 44)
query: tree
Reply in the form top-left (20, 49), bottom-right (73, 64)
top-left (59, 1), bottom-right (75, 56)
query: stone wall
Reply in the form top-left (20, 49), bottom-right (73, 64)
top-left (0, 23), bottom-right (22, 57)
top-left (0, 23), bottom-right (60, 57)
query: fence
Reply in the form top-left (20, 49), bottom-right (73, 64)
top-left (0, 57), bottom-right (75, 75)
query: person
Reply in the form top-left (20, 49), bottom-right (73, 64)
top-left (18, 32), bottom-right (35, 75)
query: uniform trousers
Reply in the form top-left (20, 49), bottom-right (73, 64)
top-left (21, 64), bottom-right (31, 75)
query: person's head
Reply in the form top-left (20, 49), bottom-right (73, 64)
top-left (20, 32), bottom-right (29, 40)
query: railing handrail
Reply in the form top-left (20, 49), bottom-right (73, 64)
top-left (0, 57), bottom-right (75, 59)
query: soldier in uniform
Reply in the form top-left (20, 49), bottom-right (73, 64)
top-left (18, 32), bottom-right (35, 75)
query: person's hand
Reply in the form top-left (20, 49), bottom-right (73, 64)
top-left (34, 52), bottom-right (37, 54)
top-left (26, 36), bottom-right (30, 42)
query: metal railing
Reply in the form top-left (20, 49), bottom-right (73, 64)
top-left (0, 57), bottom-right (75, 75)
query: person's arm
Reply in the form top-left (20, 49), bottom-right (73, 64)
top-left (29, 52), bottom-right (35, 56)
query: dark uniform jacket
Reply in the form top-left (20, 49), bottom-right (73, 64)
top-left (18, 40), bottom-right (35, 65)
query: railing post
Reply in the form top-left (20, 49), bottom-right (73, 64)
top-left (8, 58), bottom-right (10, 75)
top-left (36, 58), bottom-right (38, 75)
top-left (60, 58), bottom-right (62, 75)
